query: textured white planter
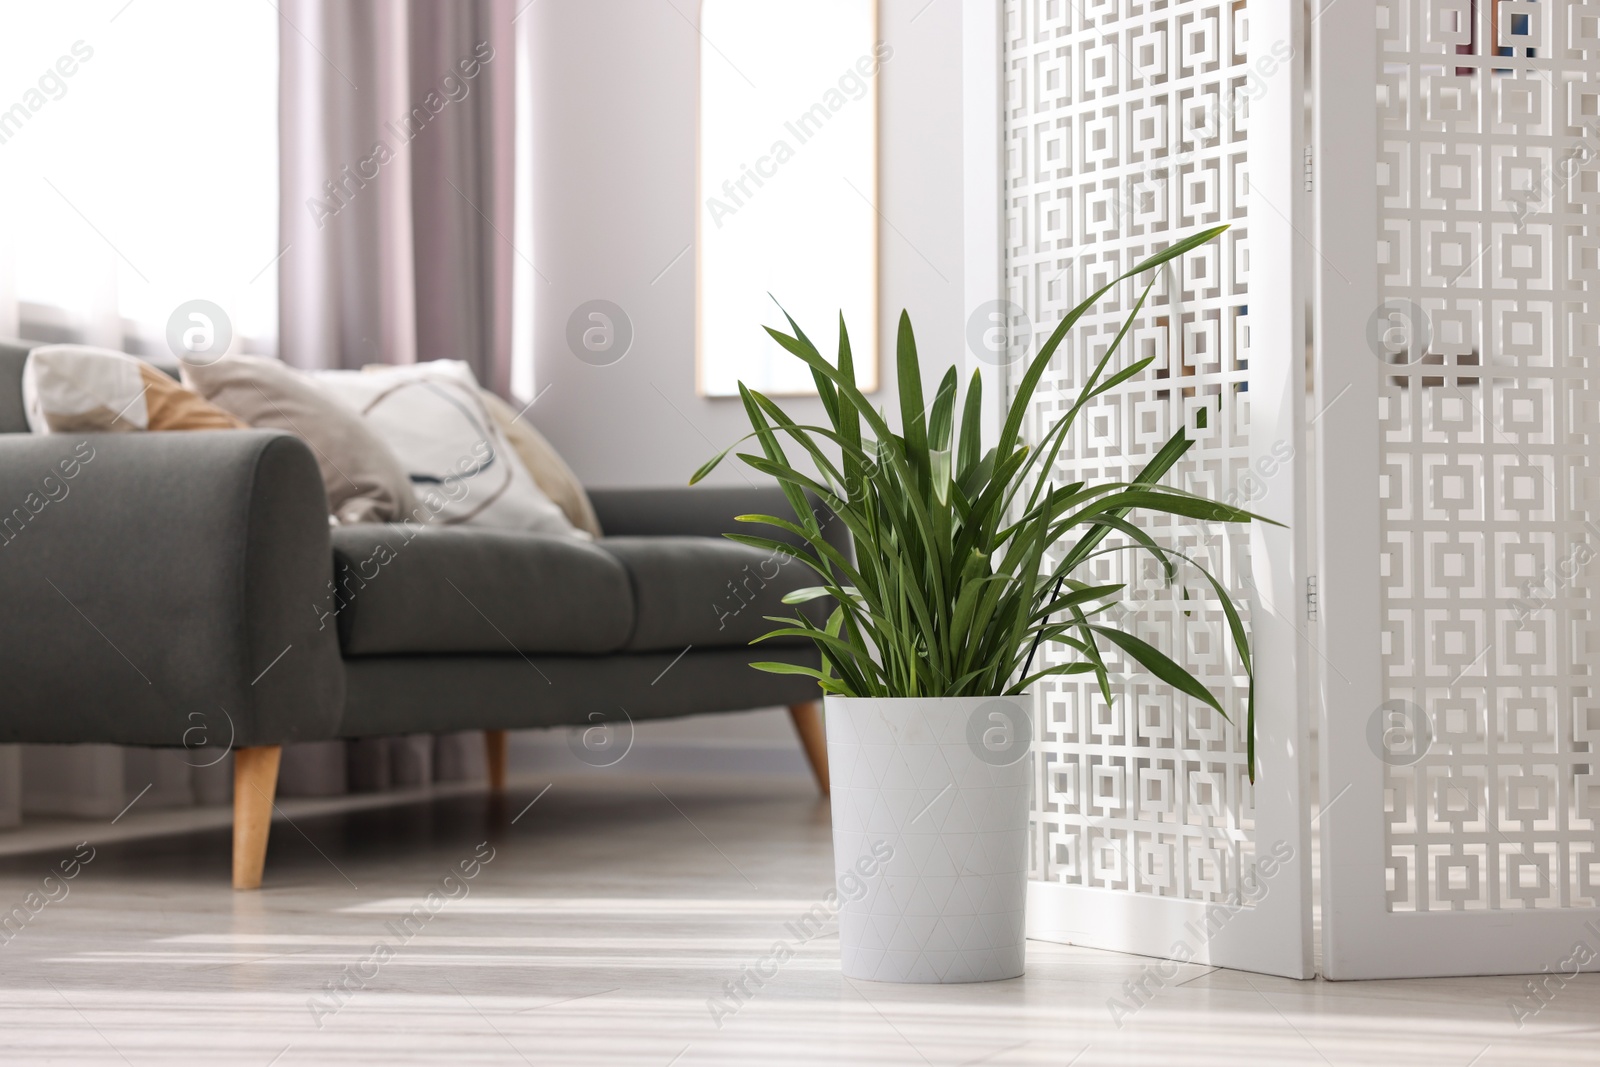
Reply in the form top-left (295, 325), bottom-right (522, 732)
top-left (824, 695), bottom-right (1031, 983)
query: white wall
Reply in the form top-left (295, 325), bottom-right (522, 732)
top-left (520, 0), bottom-right (973, 756)
top-left (527, 0), bottom-right (968, 489)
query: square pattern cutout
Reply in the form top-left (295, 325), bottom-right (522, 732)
top-left (1377, 0), bottom-right (1599, 912)
top-left (1006, 0), bottom-right (1255, 905)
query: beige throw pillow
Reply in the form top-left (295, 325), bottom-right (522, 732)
top-left (182, 355), bottom-right (418, 525)
top-left (23, 345), bottom-right (245, 433)
top-left (479, 390), bottom-right (603, 539)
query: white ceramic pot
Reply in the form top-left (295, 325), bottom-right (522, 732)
top-left (824, 694), bottom-right (1031, 983)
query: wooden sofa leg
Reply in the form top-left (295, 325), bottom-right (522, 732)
top-left (485, 730), bottom-right (508, 792)
top-left (232, 745), bottom-right (282, 890)
top-left (787, 702), bottom-right (830, 797)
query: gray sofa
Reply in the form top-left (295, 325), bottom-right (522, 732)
top-left (0, 340), bottom-right (835, 887)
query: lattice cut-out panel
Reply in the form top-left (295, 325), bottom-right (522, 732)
top-left (1006, 0), bottom-right (1259, 905)
top-left (1377, 0), bottom-right (1600, 912)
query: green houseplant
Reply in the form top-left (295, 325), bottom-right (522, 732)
top-left (694, 225), bottom-right (1270, 983)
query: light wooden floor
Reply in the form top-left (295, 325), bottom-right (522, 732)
top-left (0, 771), bottom-right (1595, 1065)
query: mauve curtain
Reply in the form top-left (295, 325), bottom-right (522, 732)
top-left (277, 0), bottom-right (517, 396)
top-left (273, 0), bottom-right (515, 797)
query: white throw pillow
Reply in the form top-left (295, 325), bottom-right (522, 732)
top-left (313, 361), bottom-right (580, 537)
top-left (24, 344), bottom-right (246, 434)
top-left (23, 345), bottom-right (148, 432)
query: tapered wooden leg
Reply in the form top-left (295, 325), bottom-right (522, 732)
top-left (485, 730), bottom-right (508, 792)
top-left (787, 701), bottom-right (829, 797)
top-left (232, 745), bottom-right (281, 890)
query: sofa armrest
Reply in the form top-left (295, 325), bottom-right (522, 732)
top-left (0, 430), bottom-right (344, 748)
top-left (588, 486), bottom-right (852, 563)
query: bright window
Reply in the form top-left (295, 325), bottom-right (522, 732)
top-left (0, 1), bottom-right (278, 354)
top-left (697, 0), bottom-right (881, 397)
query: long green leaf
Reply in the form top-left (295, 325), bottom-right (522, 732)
top-left (699, 225), bottom-right (1263, 774)
top-left (1090, 625), bottom-right (1228, 718)
top-left (897, 310), bottom-right (929, 495)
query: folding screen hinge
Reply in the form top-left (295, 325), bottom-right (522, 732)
top-left (1303, 145), bottom-right (1314, 193)
top-left (1306, 575), bottom-right (1319, 621)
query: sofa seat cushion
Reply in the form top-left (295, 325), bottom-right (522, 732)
top-left (330, 525), bottom-right (634, 655)
top-left (598, 536), bottom-right (818, 652)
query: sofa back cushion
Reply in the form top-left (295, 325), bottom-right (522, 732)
top-left (0, 342), bottom-right (36, 433)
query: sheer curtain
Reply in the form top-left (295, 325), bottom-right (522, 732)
top-left (0, 1), bottom-right (503, 822)
top-left (0, 0), bottom-right (280, 825)
top-left (0, 1), bottom-right (278, 355)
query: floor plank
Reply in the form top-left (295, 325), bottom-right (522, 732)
top-left (0, 772), bottom-right (1594, 1065)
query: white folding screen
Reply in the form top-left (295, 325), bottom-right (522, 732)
top-left (1002, 0), bottom-right (1312, 977)
top-left (1316, 0), bottom-right (1600, 978)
